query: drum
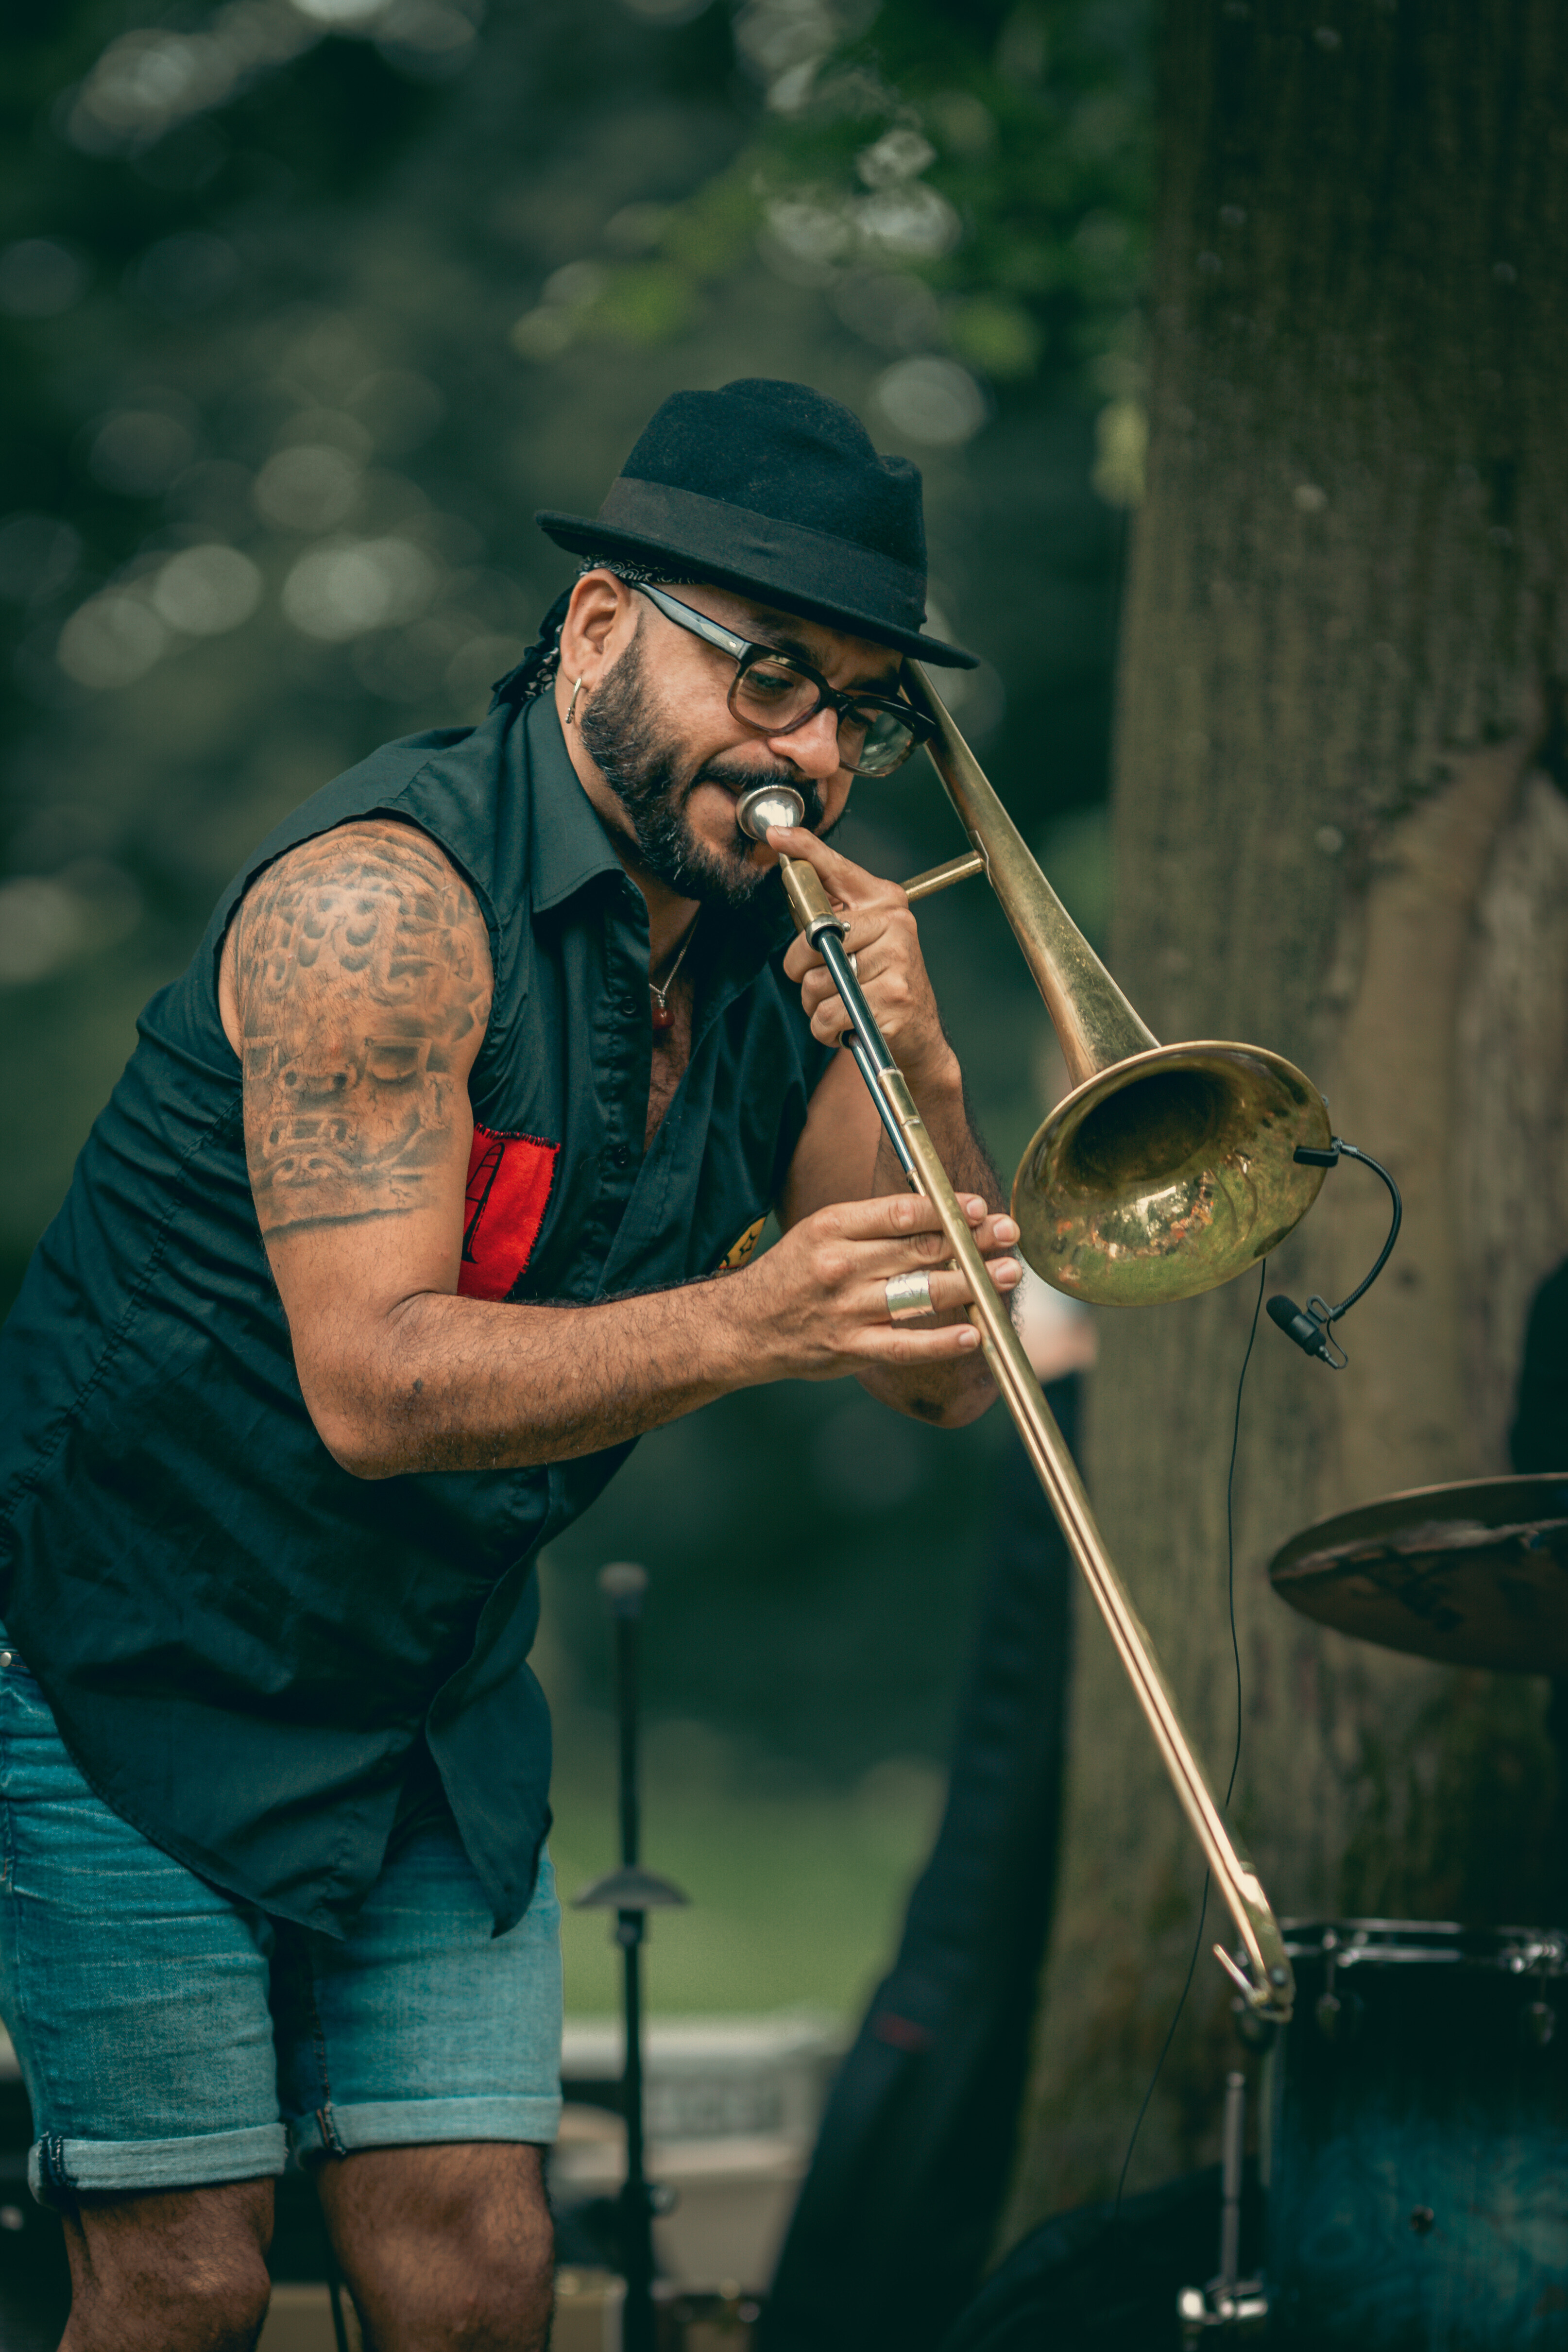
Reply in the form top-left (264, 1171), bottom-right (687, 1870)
top-left (1266, 1921), bottom-right (1568, 2349)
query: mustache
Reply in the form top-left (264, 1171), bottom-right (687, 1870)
top-left (689, 757), bottom-right (827, 835)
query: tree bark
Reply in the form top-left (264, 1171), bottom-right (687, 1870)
top-left (1006, 0), bottom-right (1568, 2228)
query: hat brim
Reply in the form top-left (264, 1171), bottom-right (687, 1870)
top-left (535, 509), bottom-right (979, 670)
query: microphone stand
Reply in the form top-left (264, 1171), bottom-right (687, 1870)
top-left (572, 1562), bottom-right (688, 2352)
top-left (1177, 2069), bottom-right (1269, 2340)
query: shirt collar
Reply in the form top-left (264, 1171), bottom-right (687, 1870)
top-left (523, 692), bottom-right (628, 914)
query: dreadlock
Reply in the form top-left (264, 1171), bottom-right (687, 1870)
top-left (488, 556), bottom-right (703, 714)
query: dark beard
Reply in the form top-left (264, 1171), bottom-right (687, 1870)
top-left (578, 624), bottom-right (826, 908)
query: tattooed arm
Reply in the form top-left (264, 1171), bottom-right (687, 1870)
top-left (226, 819), bottom-right (492, 1246)
top-left (220, 819), bottom-right (1008, 1477)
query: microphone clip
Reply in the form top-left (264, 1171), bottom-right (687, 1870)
top-left (1266, 1139), bottom-right (1402, 1372)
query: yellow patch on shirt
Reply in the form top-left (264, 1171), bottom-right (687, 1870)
top-left (716, 1214), bottom-right (767, 1273)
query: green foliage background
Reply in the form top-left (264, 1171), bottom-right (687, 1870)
top-left (0, 0), bottom-right (1145, 2013)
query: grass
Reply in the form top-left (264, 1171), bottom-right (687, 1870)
top-left (546, 1713), bottom-right (946, 2023)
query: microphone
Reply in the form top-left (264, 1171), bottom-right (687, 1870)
top-left (1267, 1295), bottom-right (1338, 1363)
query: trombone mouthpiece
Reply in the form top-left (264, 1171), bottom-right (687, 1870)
top-left (735, 783), bottom-right (805, 840)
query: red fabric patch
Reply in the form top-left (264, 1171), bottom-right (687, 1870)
top-left (871, 2011), bottom-right (935, 2054)
top-left (459, 1124), bottom-right (558, 1302)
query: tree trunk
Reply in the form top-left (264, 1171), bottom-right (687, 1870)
top-left (1006, 0), bottom-right (1568, 2229)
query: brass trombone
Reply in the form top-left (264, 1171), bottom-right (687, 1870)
top-left (738, 667), bottom-right (1333, 2023)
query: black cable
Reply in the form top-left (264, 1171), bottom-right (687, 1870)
top-left (1110, 1261), bottom-right (1267, 2224)
top-left (1111, 1873), bottom-right (1210, 2225)
top-left (1270, 1141), bottom-right (1403, 1367)
top-left (1224, 1264), bottom-right (1266, 1809)
top-left (1320, 1144), bottom-right (1401, 1323)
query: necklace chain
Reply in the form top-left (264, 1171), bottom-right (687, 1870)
top-left (649, 913), bottom-right (699, 1015)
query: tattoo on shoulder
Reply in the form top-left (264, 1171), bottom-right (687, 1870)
top-left (234, 820), bottom-right (493, 1240)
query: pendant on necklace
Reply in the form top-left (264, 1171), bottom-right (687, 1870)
top-left (648, 913), bottom-right (697, 1036)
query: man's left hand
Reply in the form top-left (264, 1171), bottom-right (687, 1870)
top-left (769, 825), bottom-right (958, 1099)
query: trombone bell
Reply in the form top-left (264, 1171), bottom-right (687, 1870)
top-left (900, 663), bottom-right (1332, 1307)
top-left (1014, 1043), bottom-right (1330, 1308)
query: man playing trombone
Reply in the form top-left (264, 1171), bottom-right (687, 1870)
top-left (0, 378), bottom-right (1029, 2351)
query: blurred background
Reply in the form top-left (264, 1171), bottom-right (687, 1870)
top-left (9, 16), bottom-right (1568, 2343)
top-left (0, 0), bottom-right (1144, 2027)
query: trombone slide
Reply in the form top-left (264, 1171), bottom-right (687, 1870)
top-left (777, 854), bottom-right (1295, 2023)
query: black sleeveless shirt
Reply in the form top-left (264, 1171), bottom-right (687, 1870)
top-left (0, 694), bottom-right (830, 1933)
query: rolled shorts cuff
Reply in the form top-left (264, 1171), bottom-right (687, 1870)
top-left (293, 2096), bottom-right (562, 2160)
top-left (29, 2123), bottom-right (288, 2209)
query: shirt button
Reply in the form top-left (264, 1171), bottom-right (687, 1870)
top-left (0, 1652), bottom-right (12, 1669)
top-left (618, 997), bottom-right (639, 1020)
top-left (610, 1144), bottom-right (632, 1169)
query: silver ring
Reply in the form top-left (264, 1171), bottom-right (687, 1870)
top-left (886, 1269), bottom-right (935, 1323)
top-left (847, 951), bottom-right (860, 977)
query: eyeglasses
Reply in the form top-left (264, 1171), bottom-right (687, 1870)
top-left (633, 581), bottom-right (934, 779)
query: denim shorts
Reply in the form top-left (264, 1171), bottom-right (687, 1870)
top-left (0, 1636), bottom-right (562, 2206)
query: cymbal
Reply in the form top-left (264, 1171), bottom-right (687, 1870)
top-left (1268, 1475), bottom-right (1568, 1674)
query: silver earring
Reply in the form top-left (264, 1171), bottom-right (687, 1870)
top-left (566, 676), bottom-right (584, 725)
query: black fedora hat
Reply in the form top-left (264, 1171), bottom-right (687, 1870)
top-left (535, 377), bottom-right (977, 669)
